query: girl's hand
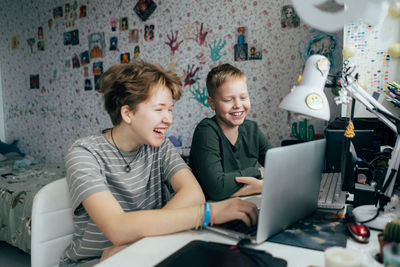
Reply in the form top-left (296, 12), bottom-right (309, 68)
top-left (212, 198), bottom-right (258, 226)
top-left (231, 177), bottom-right (263, 197)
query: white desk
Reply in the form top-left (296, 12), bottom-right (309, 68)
top-left (97, 229), bottom-right (383, 267)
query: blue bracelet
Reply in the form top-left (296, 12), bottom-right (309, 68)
top-left (202, 202), bottom-right (211, 226)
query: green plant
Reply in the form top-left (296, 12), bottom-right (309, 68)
top-left (383, 220), bottom-right (400, 242)
top-left (291, 119), bottom-right (314, 141)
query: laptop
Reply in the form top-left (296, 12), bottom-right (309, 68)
top-left (205, 139), bottom-right (326, 244)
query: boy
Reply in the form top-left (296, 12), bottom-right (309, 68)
top-left (60, 61), bottom-right (258, 266)
top-left (190, 64), bottom-right (271, 201)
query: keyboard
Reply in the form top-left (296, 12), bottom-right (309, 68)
top-left (216, 220), bottom-right (257, 236)
top-left (318, 172), bottom-right (347, 209)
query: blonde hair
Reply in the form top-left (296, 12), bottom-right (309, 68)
top-left (206, 63), bottom-right (246, 97)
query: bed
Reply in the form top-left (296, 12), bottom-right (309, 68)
top-left (0, 152), bottom-right (66, 254)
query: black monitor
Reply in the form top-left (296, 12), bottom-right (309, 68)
top-left (325, 129), bottom-right (374, 193)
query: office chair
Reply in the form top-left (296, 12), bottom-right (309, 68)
top-left (31, 178), bottom-right (74, 267)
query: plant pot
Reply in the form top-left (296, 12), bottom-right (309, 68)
top-left (378, 232), bottom-right (391, 262)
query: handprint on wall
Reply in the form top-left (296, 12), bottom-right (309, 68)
top-left (190, 81), bottom-right (209, 107)
top-left (183, 64), bottom-right (199, 88)
top-left (194, 22), bottom-right (209, 46)
top-left (209, 38), bottom-right (227, 62)
top-left (165, 30), bottom-right (183, 56)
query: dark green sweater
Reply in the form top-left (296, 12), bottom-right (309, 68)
top-left (189, 117), bottom-right (271, 201)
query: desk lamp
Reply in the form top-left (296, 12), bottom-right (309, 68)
top-left (282, 0), bottom-right (400, 229)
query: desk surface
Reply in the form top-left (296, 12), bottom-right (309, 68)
top-left (97, 229), bottom-right (383, 267)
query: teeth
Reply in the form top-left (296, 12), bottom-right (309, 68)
top-left (232, 112), bottom-right (243, 116)
top-left (154, 128), bottom-right (166, 134)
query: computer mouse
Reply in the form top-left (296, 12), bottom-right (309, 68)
top-left (347, 222), bottom-right (370, 243)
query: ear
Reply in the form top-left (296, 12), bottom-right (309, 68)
top-left (120, 105), bottom-right (134, 124)
top-left (207, 96), bottom-right (216, 110)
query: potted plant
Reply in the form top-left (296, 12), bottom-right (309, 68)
top-left (379, 220), bottom-right (400, 262)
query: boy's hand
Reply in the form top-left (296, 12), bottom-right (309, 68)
top-left (231, 177), bottom-right (263, 197)
top-left (212, 198), bottom-right (258, 226)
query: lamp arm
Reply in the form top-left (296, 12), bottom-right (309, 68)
top-left (341, 76), bottom-right (400, 205)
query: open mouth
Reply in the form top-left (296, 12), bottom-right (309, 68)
top-left (230, 111), bottom-right (244, 117)
top-left (153, 128), bottom-right (166, 135)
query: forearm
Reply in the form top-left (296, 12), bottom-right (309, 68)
top-left (111, 206), bottom-right (201, 245)
top-left (163, 184), bottom-right (205, 209)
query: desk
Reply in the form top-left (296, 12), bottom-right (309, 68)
top-left (97, 229), bottom-right (383, 267)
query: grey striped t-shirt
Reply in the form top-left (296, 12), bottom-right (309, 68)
top-left (60, 134), bottom-right (188, 266)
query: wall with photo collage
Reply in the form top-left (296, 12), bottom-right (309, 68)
top-left (0, 0), bottom-right (343, 162)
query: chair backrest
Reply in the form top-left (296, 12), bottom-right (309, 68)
top-left (31, 178), bottom-right (74, 267)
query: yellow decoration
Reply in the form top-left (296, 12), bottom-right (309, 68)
top-left (344, 120), bottom-right (355, 138)
top-left (297, 74), bottom-right (302, 84)
top-left (388, 2), bottom-right (400, 17)
top-left (388, 43), bottom-right (400, 58)
top-left (342, 44), bottom-right (357, 59)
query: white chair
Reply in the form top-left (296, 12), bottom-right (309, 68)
top-left (31, 178), bottom-right (74, 267)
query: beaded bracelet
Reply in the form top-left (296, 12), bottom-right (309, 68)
top-left (202, 202), bottom-right (211, 226)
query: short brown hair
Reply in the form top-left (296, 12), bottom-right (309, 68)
top-left (206, 63), bottom-right (246, 97)
top-left (100, 60), bottom-right (182, 125)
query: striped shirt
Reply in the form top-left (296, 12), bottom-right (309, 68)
top-left (60, 134), bottom-right (188, 266)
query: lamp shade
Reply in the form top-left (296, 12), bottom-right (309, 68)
top-left (279, 55), bottom-right (330, 121)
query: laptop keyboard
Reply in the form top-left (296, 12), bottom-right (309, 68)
top-left (318, 172), bottom-right (347, 209)
top-left (216, 220), bottom-right (257, 236)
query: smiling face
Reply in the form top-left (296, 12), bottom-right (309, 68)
top-left (129, 85), bottom-right (174, 149)
top-left (208, 77), bottom-right (250, 131)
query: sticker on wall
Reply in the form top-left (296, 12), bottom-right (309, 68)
top-left (210, 38), bottom-right (227, 62)
top-left (299, 30), bottom-right (339, 74)
top-left (30, 75), bottom-right (40, 89)
top-left (83, 66), bottom-right (89, 77)
top-left (234, 27), bottom-right (247, 61)
top-left (165, 30), bottom-right (183, 56)
top-left (89, 32), bottom-right (105, 59)
top-left (41, 86), bottom-right (46, 95)
top-left (79, 5), bottom-right (87, 18)
top-left (53, 6), bottom-right (63, 19)
top-left (120, 17), bottom-right (129, 31)
top-left (129, 29), bottom-right (139, 43)
top-left (27, 38), bottom-right (35, 53)
top-left (84, 79), bottom-right (92, 91)
top-left (37, 40), bottom-right (45, 51)
top-left (120, 53), bottom-right (130, 63)
top-left (71, 30), bottom-right (79, 45)
top-left (110, 18), bottom-right (118, 32)
top-left (249, 45), bottom-right (262, 60)
top-left (80, 51), bottom-right (90, 65)
top-left (281, 5), bottom-right (300, 28)
top-left (94, 75), bottom-right (101, 90)
top-left (110, 37), bottom-right (118, 51)
top-left (134, 45), bottom-right (140, 59)
top-left (72, 54), bottom-right (80, 68)
top-left (11, 36), bottom-right (19, 50)
top-left (134, 0), bottom-right (157, 21)
top-left (93, 62), bottom-right (103, 76)
top-left (48, 19), bottom-right (53, 29)
top-left (38, 26), bottom-right (44, 40)
top-left (144, 24), bottom-right (155, 42)
top-left (64, 32), bottom-right (71, 45)
top-left (49, 69), bottom-right (59, 83)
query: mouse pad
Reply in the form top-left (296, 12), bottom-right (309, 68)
top-left (268, 210), bottom-right (349, 251)
top-left (155, 240), bottom-right (287, 267)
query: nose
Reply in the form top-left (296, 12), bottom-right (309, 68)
top-left (233, 99), bottom-right (242, 109)
top-left (162, 112), bottom-right (173, 125)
